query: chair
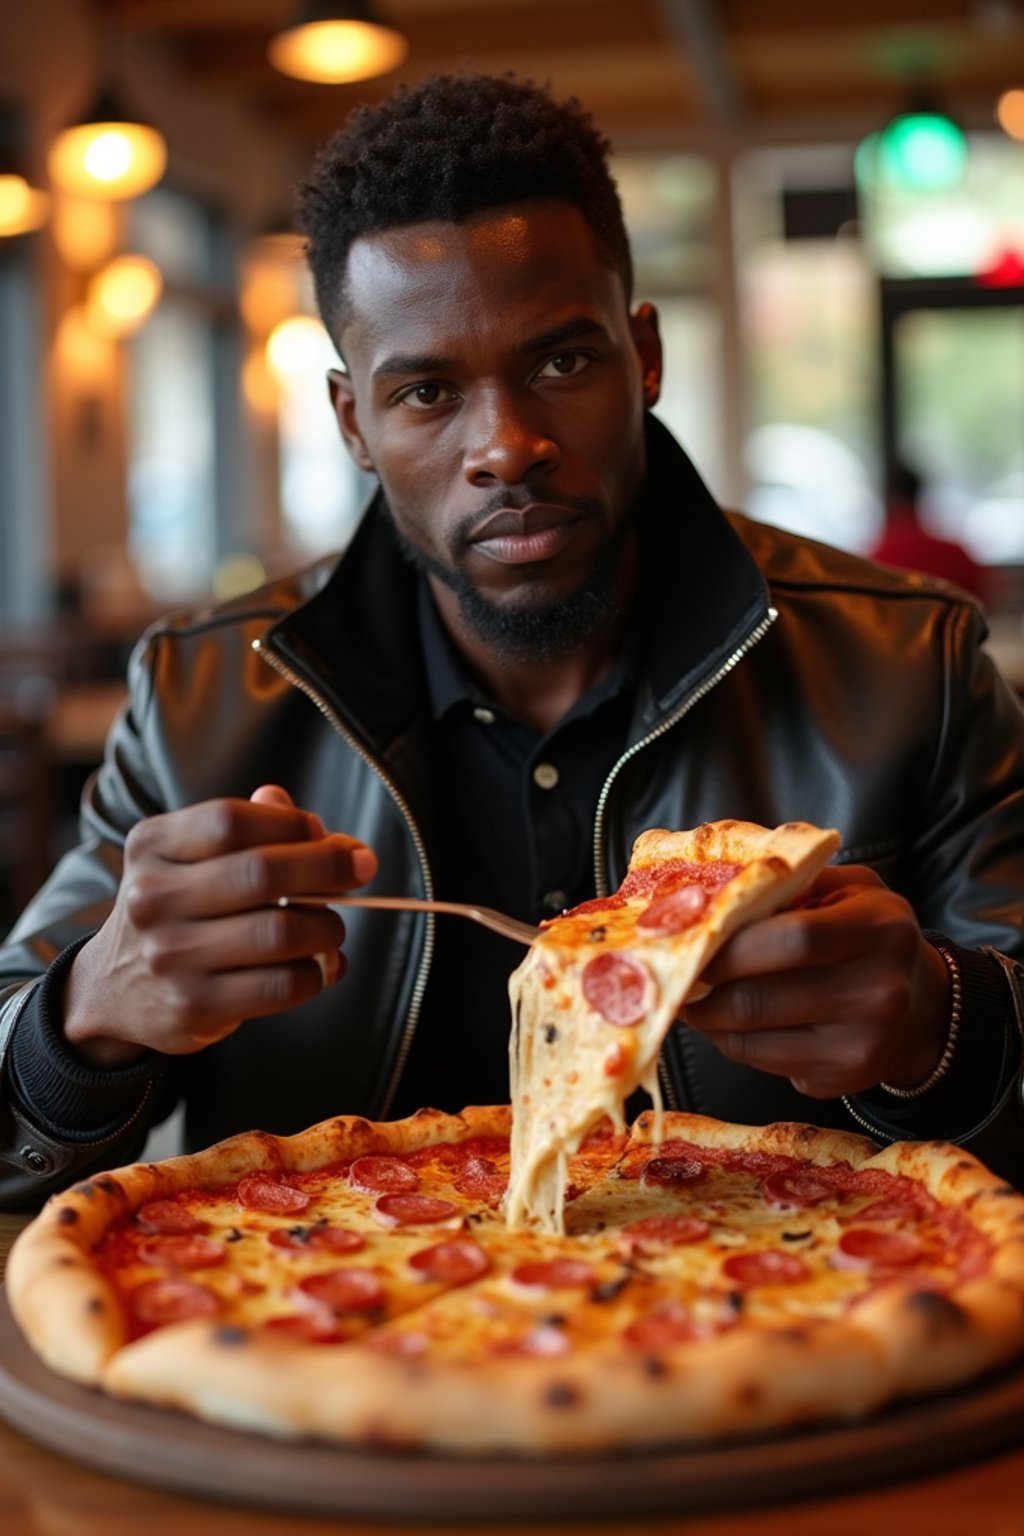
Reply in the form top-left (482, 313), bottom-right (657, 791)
top-left (0, 701), bottom-right (53, 932)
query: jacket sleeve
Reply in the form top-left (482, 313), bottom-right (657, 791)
top-left (846, 600), bottom-right (1024, 1183)
top-left (0, 635), bottom-right (174, 1207)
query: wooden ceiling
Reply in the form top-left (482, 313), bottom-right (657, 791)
top-left (113, 0), bottom-right (1024, 155)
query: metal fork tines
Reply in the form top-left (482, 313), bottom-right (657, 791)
top-left (285, 894), bottom-right (540, 947)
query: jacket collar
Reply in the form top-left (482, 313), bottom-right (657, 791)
top-left (265, 416), bottom-right (772, 755)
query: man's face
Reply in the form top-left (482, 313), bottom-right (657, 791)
top-left (330, 199), bottom-right (661, 662)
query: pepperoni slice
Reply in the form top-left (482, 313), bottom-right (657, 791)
top-left (853, 1194), bottom-right (922, 1223)
top-left (236, 1174), bottom-right (310, 1215)
top-left (620, 1215), bottom-right (710, 1254)
top-left (582, 952), bottom-right (651, 1027)
top-left (262, 1312), bottom-right (342, 1343)
top-left (637, 885), bottom-right (709, 934)
top-left (622, 1302), bottom-right (702, 1351)
top-left (408, 1238), bottom-right (491, 1285)
top-left (298, 1267), bottom-right (385, 1312)
top-left (641, 1154), bottom-right (705, 1189)
top-left (131, 1277), bottom-right (221, 1328)
top-left (835, 1228), bottom-right (923, 1268)
top-left (372, 1193), bottom-right (460, 1227)
top-left (761, 1168), bottom-right (839, 1208)
top-left (139, 1234), bottom-right (226, 1270)
top-left (136, 1201), bottom-right (209, 1236)
top-left (510, 1258), bottom-right (596, 1290)
top-left (722, 1250), bottom-right (810, 1287)
top-left (349, 1156), bottom-right (420, 1194)
top-left (553, 894), bottom-right (627, 922)
top-left (268, 1224), bottom-right (366, 1255)
top-left (493, 1324), bottom-right (571, 1358)
top-left (453, 1157), bottom-right (508, 1207)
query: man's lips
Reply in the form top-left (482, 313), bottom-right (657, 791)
top-left (468, 503), bottom-right (585, 566)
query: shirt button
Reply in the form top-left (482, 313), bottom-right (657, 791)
top-left (543, 890), bottom-right (568, 912)
top-left (472, 706), bottom-right (496, 724)
top-left (533, 762), bottom-right (560, 790)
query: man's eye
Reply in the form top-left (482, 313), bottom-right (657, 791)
top-left (399, 383), bottom-right (450, 409)
top-left (538, 352), bottom-right (589, 379)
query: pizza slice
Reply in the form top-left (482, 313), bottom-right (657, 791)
top-left (505, 819), bottom-right (842, 1233)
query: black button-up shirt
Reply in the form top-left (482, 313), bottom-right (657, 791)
top-left (389, 581), bottom-right (641, 1118)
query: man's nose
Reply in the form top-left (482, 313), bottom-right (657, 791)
top-left (462, 394), bottom-right (560, 486)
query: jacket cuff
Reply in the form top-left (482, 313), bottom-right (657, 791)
top-left (7, 936), bottom-right (163, 1142)
top-left (847, 934), bottom-right (1019, 1143)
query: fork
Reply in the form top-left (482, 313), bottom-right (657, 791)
top-left (282, 893), bottom-right (540, 946)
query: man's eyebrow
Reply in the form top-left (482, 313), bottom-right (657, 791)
top-left (373, 351), bottom-right (455, 381)
top-left (517, 317), bottom-right (609, 354)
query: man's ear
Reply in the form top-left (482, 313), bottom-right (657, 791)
top-left (630, 302), bottom-right (663, 410)
top-left (327, 368), bottom-right (376, 474)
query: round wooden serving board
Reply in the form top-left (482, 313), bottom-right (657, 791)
top-left (2, 1291), bottom-right (1024, 1521)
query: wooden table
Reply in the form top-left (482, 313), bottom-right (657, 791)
top-left (2, 1210), bottom-right (1024, 1536)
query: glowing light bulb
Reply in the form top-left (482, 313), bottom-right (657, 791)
top-left (0, 174), bottom-right (49, 236)
top-left (269, 18), bottom-right (407, 84)
top-left (87, 255), bottom-right (163, 336)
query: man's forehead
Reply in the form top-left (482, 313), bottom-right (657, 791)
top-left (339, 200), bottom-right (622, 356)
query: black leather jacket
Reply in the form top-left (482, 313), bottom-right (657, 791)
top-left (2, 421), bottom-right (1024, 1205)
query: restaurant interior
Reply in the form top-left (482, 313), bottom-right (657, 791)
top-left (0, 0), bottom-right (1023, 931)
top-left (4, 6), bottom-right (1024, 1531)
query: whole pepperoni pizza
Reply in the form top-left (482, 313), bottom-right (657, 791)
top-left (7, 818), bottom-right (1024, 1455)
top-left (8, 1107), bottom-right (1024, 1453)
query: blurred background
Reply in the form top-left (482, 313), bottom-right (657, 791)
top-left (1, 0), bottom-right (1024, 930)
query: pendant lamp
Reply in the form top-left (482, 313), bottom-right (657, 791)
top-left (0, 170), bottom-right (49, 237)
top-left (48, 87), bottom-right (167, 201)
top-left (268, 0), bottom-right (408, 84)
top-left (856, 97), bottom-right (968, 196)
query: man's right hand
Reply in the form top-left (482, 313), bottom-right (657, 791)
top-left (62, 786), bottom-right (378, 1067)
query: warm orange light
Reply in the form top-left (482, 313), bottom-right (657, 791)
top-left (0, 173), bottom-right (49, 236)
top-left (87, 255), bottom-right (163, 336)
top-left (265, 315), bottom-right (328, 378)
top-left (48, 120), bottom-right (167, 200)
top-left (51, 194), bottom-right (120, 270)
top-left (268, 18), bottom-right (407, 84)
top-left (242, 346), bottom-right (280, 414)
top-left (996, 88), bottom-right (1024, 142)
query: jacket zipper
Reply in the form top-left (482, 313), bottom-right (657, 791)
top-left (251, 636), bottom-right (434, 1116)
top-left (591, 607), bottom-right (779, 1111)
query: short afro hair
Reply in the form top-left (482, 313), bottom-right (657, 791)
top-left (294, 72), bottom-right (633, 347)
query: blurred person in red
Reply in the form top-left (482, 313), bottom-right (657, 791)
top-left (871, 461), bottom-right (989, 606)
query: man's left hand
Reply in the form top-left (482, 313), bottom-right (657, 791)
top-left (682, 866), bottom-right (951, 1098)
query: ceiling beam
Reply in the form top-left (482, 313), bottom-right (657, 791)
top-left (658, 0), bottom-right (744, 123)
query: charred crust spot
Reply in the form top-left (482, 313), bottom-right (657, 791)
top-left (592, 1277), bottom-right (630, 1304)
top-left (782, 1229), bottom-right (812, 1243)
top-left (213, 1326), bottom-right (249, 1347)
top-left (515, 1000), bottom-right (522, 1028)
top-left (225, 1227), bottom-right (244, 1243)
top-left (773, 1326), bottom-right (811, 1345)
top-left (95, 1176), bottom-right (121, 1195)
top-left (86, 1298), bottom-right (105, 1315)
top-left (992, 1186), bottom-right (1018, 1198)
top-left (587, 926), bottom-right (607, 942)
top-left (541, 1313), bottom-right (568, 1328)
top-left (57, 1207), bottom-right (80, 1226)
top-left (544, 1381), bottom-right (581, 1409)
top-left (543, 1023), bottom-right (558, 1045)
top-left (636, 1113), bottom-right (653, 1133)
top-left (736, 1382), bottom-right (763, 1407)
top-left (56, 1257), bottom-right (75, 1268)
top-left (794, 1126), bottom-right (818, 1144)
top-left (73, 1182), bottom-right (95, 1199)
top-left (905, 1289), bottom-right (968, 1334)
top-left (642, 1356), bottom-right (668, 1378)
top-left (726, 1291), bottom-right (745, 1315)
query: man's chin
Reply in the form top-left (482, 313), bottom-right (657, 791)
top-left (453, 583), bottom-right (620, 666)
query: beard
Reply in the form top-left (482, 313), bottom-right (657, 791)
top-left (377, 485), bottom-right (637, 666)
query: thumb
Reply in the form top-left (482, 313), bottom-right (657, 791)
top-left (250, 783), bottom-right (296, 809)
top-left (250, 783), bottom-right (326, 838)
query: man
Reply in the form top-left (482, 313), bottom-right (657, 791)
top-left (1, 74), bottom-right (1023, 1206)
